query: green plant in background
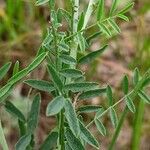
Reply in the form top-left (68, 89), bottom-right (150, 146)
top-left (0, 0), bottom-right (150, 150)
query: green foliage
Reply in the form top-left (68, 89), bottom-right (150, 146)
top-left (46, 96), bottom-right (65, 116)
top-left (1, 1), bottom-right (150, 150)
top-left (0, 62), bottom-right (11, 80)
top-left (5, 101), bottom-right (26, 122)
top-left (64, 82), bottom-right (99, 92)
top-left (125, 96), bottom-right (135, 113)
top-left (24, 79), bottom-right (55, 92)
top-left (77, 105), bottom-right (102, 113)
top-left (79, 121), bottom-right (99, 149)
top-left (27, 94), bottom-right (41, 133)
top-left (95, 119), bottom-right (107, 136)
top-left (47, 64), bottom-right (63, 92)
top-left (65, 128), bottom-right (84, 150)
top-left (122, 75), bottom-right (129, 95)
top-left (109, 108), bottom-right (118, 128)
top-left (40, 131), bottom-right (58, 150)
top-left (60, 68), bottom-right (83, 78)
top-left (15, 134), bottom-right (31, 150)
top-left (78, 45), bottom-right (108, 64)
top-left (65, 99), bottom-right (80, 137)
top-left (78, 88), bottom-right (106, 100)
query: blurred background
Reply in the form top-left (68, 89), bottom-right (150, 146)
top-left (0, 0), bottom-right (150, 149)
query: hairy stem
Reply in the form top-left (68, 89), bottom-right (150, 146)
top-left (0, 120), bottom-right (9, 150)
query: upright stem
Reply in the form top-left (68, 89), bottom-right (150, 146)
top-left (108, 107), bottom-right (128, 150)
top-left (59, 110), bottom-right (65, 150)
top-left (131, 100), bottom-right (145, 150)
top-left (0, 120), bottom-right (9, 150)
top-left (70, 0), bottom-right (79, 66)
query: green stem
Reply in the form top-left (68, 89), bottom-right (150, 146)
top-left (108, 107), bottom-right (128, 150)
top-left (70, 0), bottom-right (79, 65)
top-left (0, 120), bottom-right (9, 150)
top-left (59, 110), bottom-right (65, 150)
top-left (131, 100), bottom-right (145, 150)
